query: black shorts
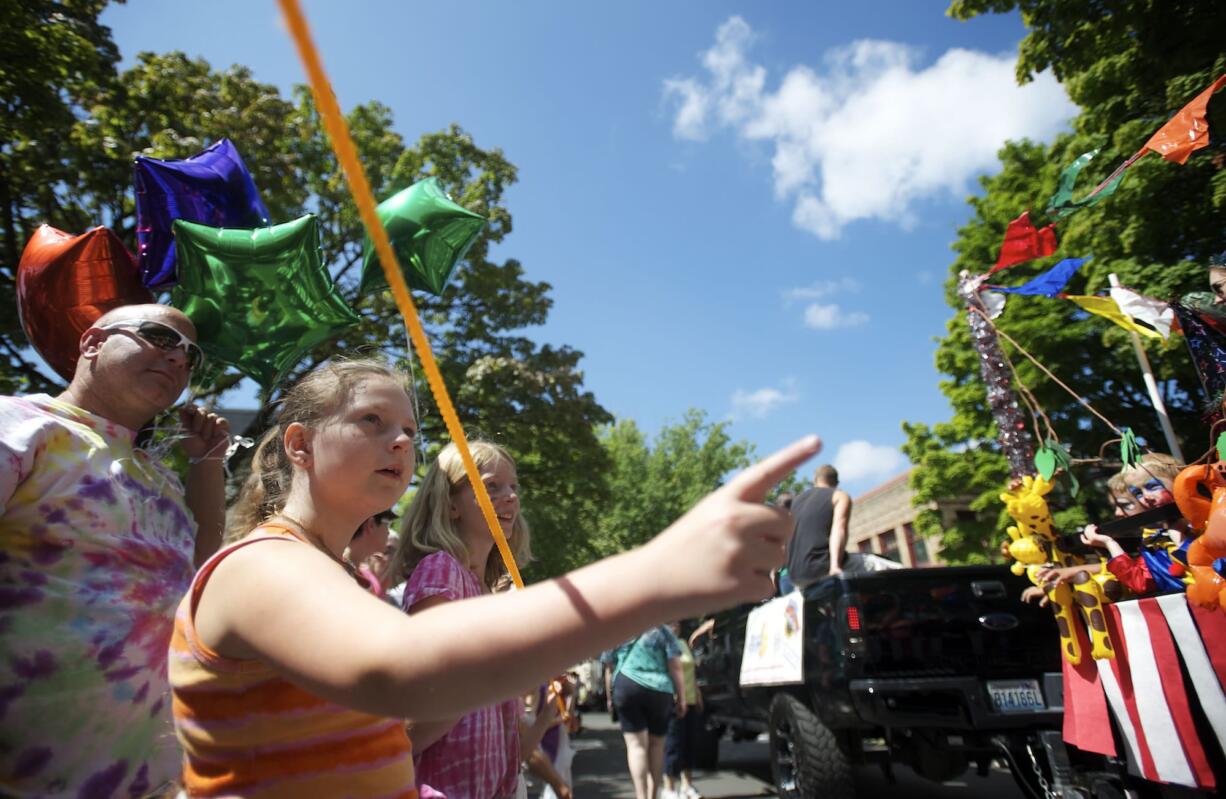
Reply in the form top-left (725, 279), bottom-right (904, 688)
top-left (613, 673), bottom-right (674, 736)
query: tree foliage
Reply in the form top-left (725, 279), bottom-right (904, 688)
top-left (0, 6), bottom-right (612, 579)
top-left (906, 0), bottom-right (1226, 562)
top-left (0, 0), bottom-right (123, 393)
top-left (591, 410), bottom-right (752, 558)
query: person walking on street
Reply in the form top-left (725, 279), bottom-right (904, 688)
top-left (605, 626), bottom-right (686, 799)
top-left (661, 622), bottom-right (704, 799)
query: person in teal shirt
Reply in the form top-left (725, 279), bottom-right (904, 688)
top-left (602, 626), bottom-right (685, 799)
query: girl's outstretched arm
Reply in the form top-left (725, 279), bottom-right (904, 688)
top-left (195, 436), bottom-right (821, 721)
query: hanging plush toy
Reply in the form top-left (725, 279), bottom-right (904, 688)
top-left (1001, 475), bottom-right (1117, 663)
top-left (1173, 462), bottom-right (1226, 610)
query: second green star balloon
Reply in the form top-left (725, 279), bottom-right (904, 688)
top-left (171, 215), bottom-right (361, 388)
top-left (357, 177), bottom-right (486, 297)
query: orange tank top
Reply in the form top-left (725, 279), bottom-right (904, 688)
top-left (168, 525), bottom-right (416, 798)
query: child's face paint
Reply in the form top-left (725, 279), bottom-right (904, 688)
top-left (1122, 466), bottom-right (1175, 509)
top-left (1110, 490), bottom-right (1139, 518)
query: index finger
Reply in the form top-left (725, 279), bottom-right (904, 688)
top-left (724, 435), bottom-right (822, 502)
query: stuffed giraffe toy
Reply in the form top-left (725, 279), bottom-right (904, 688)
top-left (1001, 475), bottom-right (1116, 664)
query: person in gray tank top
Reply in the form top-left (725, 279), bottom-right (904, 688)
top-left (784, 464), bottom-right (852, 589)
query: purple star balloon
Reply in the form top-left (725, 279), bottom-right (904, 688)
top-left (134, 138), bottom-right (270, 289)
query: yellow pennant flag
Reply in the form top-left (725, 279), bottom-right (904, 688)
top-left (1066, 295), bottom-right (1165, 340)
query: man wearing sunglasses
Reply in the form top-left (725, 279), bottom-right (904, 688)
top-left (0, 303), bottom-right (229, 798)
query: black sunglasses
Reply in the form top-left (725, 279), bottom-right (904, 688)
top-left (101, 320), bottom-right (204, 371)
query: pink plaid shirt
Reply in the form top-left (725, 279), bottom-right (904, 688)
top-left (403, 552), bottom-right (521, 799)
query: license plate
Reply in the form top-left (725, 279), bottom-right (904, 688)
top-left (987, 679), bottom-right (1045, 713)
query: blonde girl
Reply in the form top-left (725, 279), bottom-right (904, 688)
top-left (388, 442), bottom-right (540, 798)
top-left (392, 441), bottom-right (531, 592)
top-left (168, 358), bottom-right (821, 798)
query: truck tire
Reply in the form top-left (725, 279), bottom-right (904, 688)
top-left (768, 694), bottom-right (853, 799)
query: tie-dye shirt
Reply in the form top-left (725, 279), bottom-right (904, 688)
top-left (0, 394), bottom-right (196, 798)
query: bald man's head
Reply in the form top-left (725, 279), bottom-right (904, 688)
top-left (60, 303), bottom-right (199, 429)
top-left (93, 304), bottom-right (197, 341)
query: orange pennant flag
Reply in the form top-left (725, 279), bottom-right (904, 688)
top-left (1142, 74), bottom-right (1226, 164)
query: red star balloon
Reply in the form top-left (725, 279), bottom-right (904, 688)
top-left (16, 225), bottom-right (153, 380)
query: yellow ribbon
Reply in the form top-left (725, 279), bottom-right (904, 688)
top-left (277, 0), bottom-right (524, 589)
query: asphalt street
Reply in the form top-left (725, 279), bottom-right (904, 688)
top-left (549, 712), bottom-right (1027, 799)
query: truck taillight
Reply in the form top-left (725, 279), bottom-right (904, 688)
top-left (846, 606), bottom-right (862, 632)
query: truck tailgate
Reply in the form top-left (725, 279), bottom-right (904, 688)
top-left (840, 565), bottom-right (1061, 680)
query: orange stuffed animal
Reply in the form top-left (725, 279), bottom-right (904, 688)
top-left (1173, 462), bottom-right (1226, 610)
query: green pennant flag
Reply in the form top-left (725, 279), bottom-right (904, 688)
top-left (1051, 439), bottom-right (1078, 497)
top-left (1035, 440), bottom-right (1078, 496)
top-left (1047, 149), bottom-right (1128, 221)
top-left (1120, 428), bottom-right (1141, 468)
top-left (1034, 447), bottom-right (1058, 480)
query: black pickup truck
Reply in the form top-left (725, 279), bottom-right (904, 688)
top-left (694, 564), bottom-right (1091, 799)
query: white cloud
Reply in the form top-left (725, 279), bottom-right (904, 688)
top-left (663, 77), bottom-right (711, 140)
top-left (730, 378), bottom-right (799, 420)
top-left (783, 277), bottom-right (861, 304)
top-left (784, 277), bottom-right (868, 329)
top-left (833, 440), bottom-right (908, 484)
top-left (803, 302), bottom-right (869, 329)
top-left (664, 17), bottom-right (1076, 239)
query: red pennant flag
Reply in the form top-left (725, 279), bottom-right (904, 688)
top-left (1062, 612), bottom-right (1115, 756)
top-left (1142, 74), bottom-right (1226, 165)
top-left (989, 211), bottom-right (1058, 274)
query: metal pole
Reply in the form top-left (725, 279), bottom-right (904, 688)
top-left (1107, 273), bottom-right (1184, 461)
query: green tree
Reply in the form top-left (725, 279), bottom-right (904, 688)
top-left (0, 0), bottom-right (123, 393)
top-left (592, 410), bottom-right (752, 557)
top-left (0, 10), bottom-right (612, 579)
top-left (905, 0), bottom-right (1226, 562)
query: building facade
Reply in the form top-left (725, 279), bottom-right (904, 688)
top-left (845, 470), bottom-right (975, 568)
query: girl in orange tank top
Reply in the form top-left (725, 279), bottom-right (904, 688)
top-left (169, 358), bottom-right (821, 797)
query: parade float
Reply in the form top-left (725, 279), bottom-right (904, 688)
top-left (960, 74), bottom-right (1226, 793)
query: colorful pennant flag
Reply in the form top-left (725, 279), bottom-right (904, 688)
top-left (992, 257), bottom-right (1088, 296)
top-left (1047, 149), bottom-right (1129, 221)
top-left (979, 290), bottom-right (1006, 319)
top-left (1109, 286), bottom-right (1174, 340)
top-left (1141, 74), bottom-right (1226, 165)
top-left (1067, 294), bottom-right (1165, 340)
top-left (1063, 610), bottom-right (1115, 756)
top-left (989, 211), bottom-right (1058, 274)
top-left (1171, 300), bottom-right (1226, 405)
top-left (1120, 428), bottom-right (1141, 468)
top-left (1176, 291), bottom-right (1226, 336)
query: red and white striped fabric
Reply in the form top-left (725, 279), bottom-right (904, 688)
top-left (1090, 597), bottom-right (1220, 789)
top-left (1062, 614), bottom-right (1115, 756)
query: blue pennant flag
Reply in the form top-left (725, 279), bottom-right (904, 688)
top-left (991, 257), bottom-right (1089, 297)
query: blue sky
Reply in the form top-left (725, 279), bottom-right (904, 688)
top-left (98, 1), bottom-right (1076, 496)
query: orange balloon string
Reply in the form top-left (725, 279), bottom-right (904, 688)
top-left (276, 0), bottom-right (524, 589)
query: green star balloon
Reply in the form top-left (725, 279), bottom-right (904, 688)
top-left (170, 215), bottom-right (361, 388)
top-left (357, 177), bottom-right (486, 297)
